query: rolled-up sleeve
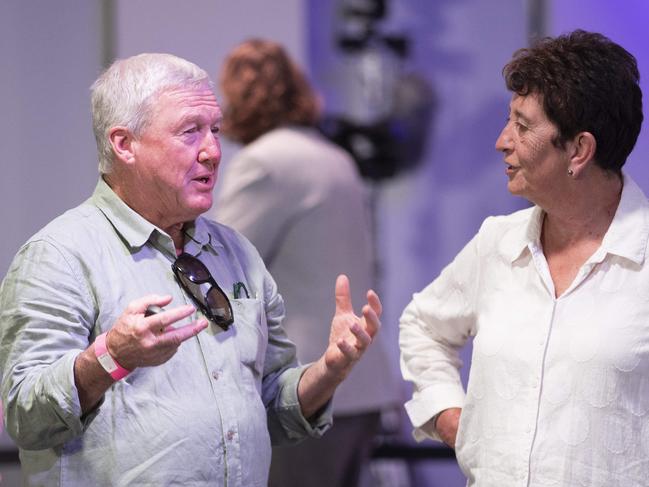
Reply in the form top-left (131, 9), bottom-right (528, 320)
top-left (399, 234), bottom-right (480, 441)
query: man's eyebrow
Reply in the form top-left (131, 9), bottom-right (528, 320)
top-left (175, 114), bottom-right (198, 127)
top-left (175, 112), bottom-right (222, 128)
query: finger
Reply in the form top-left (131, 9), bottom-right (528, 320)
top-left (127, 294), bottom-right (173, 314)
top-left (160, 319), bottom-right (208, 345)
top-left (349, 321), bottom-right (372, 349)
top-left (145, 304), bottom-right (196, 332)
top-left (337, 338), bottom-right (361, 361)
top-left (361, 304), bottom-right (381, 338)
top-left (366, 289), bottom-right (382, 317)
top-left (334, 274), bottom-right (353, 314)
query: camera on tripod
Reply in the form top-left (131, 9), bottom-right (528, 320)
top-left (318, 0), bottom-right (435, 180)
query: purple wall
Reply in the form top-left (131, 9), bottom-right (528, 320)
top-left (307, 1), bottom-right (649, 486)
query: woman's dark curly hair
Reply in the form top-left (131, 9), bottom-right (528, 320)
top-left (219, 39), bottom-right (319, 144)
top-left (503, 30), bottom-right (643, 174)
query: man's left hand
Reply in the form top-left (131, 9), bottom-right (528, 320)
top-left (324, 274), bottom-right (382, 381)
top-left (297, 274), bottom-right (382, 419)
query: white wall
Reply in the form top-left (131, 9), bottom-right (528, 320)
top-left (114, 0), bottom-right (306, 86)
top-left (0, 0), bottom-right (103, 278)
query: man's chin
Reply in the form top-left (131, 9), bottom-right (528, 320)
top-left (188, 196), bottom-right (213, 216)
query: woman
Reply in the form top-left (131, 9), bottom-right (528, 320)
top-left (400, 30), bottom-right (646, 486)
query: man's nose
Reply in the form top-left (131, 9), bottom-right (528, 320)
top-left (199, 131), bottom-right (221, 165)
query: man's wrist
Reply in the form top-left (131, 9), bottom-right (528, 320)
top-left (94, 331), bottom-right (131, 381)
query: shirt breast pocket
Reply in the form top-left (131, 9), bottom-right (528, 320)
top-left (232, 298), bottom-right (268, 380)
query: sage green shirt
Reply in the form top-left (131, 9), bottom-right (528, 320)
top-left (0, 178), bottom-right (331, 486)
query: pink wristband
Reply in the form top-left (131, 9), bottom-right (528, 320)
top-left (94, 332), bottom-right (131, 381)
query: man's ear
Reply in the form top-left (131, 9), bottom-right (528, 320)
top-left (108, 126), bottom-right (137, 164)
top-left (568, 131), bottom-right (596, 178)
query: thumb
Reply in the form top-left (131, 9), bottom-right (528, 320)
top-left (334, 274), bottom-right (353, 314)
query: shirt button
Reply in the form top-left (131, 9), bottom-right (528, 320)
top-left (212, 370), bottom-right (220, 380)
top-left (226, 430), bottom-right (235, 441)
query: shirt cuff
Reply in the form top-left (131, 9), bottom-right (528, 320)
top-left (272, 364), bottom-right (333, 442)
top-left (404, 383), bottom-right (465, 442)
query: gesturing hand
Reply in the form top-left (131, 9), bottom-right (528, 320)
top-left (324, 274), bottom-right (382, 381)
top-left (105, 294), bottom-right (208, 370)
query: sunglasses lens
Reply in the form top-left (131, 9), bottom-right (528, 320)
top-left (178, 274), bottom-right (207, 307)
top-left (206, 287), bottom-right (233, 323)
top-left (172, 253), bottom-right (234, 329)
top-left (175, 254), bottom-right (210, 282)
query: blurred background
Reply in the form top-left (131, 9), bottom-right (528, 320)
top-left (1, 0), bottom-right (647, 485)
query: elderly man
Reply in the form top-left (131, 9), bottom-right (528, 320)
top-left (0, 53), bottom-right (381, 486)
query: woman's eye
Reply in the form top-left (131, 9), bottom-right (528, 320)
top-left (211, 126), bottom-right (220, 135)
top-left (184, 126), bottom-right (198, 134)
top-left (515, 121), bottom-right (528, 133)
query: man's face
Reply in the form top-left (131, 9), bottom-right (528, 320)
top-left (495, 93), bottom-right (571, 206)
top-left (130, 85), bottom-right (222, 229)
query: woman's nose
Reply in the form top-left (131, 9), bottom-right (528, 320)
top-left (495, 124), bottom-right (513, 152)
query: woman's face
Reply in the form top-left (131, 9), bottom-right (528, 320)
top-left (495, 93), bottom-right (572, 207)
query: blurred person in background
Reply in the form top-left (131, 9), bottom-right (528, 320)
top-left (400, 30), bottom-right (646, 486)
top-left (212, 39), bottom-right (402, 487)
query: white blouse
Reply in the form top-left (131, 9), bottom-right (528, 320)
top-left (400, 175), bottom-right (649, 486)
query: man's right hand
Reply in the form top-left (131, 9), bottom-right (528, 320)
top-left (74, 294), bottom-right (207, 413)
top-left (105, 294), bottom-right (208, 370)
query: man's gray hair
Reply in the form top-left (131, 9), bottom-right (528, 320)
top-left (91, 53), bottom-right (213, 174)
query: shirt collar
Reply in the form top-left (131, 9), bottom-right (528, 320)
top-left (501, 173), bottom-right (649, 265)
top-left (182, 217), bottom-right (224, 256)
top-left (91, 178), bottom-right (227, 258)
top-left (91, 177), bottom-right (159, 250)
top-left (499, 205), bottom-right (543, 263)
top-left (599, 174), bottom-right (649, 265)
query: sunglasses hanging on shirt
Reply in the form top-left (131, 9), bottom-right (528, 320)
top-left (171, 253), bottom-right (234, 331)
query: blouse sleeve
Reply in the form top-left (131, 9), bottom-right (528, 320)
top-left (399, 232), bottom-right (481, 441)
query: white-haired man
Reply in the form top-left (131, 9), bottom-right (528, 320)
top-left (0, 53), bottom-right (382, 486)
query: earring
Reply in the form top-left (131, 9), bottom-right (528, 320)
top-left (568, 169), bottom-right (574, 176)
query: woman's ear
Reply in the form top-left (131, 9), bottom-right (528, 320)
top-left (568, 131), bottom-right (596, 178)
top-left (108, 126), bottom-right (136, 165)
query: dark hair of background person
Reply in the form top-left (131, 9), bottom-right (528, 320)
top-left (503, 29), bottom-right (643, 175)
top-left (220, 38), bottom-right (319, 144)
